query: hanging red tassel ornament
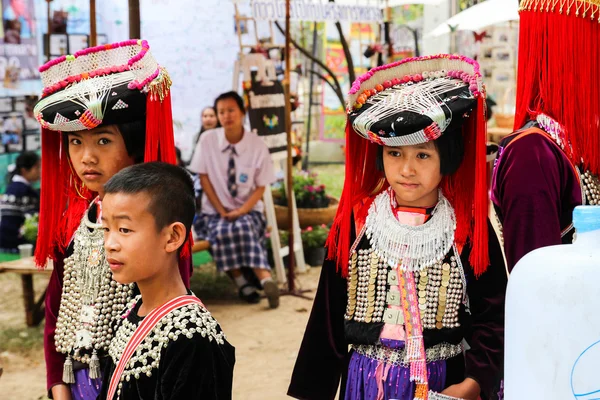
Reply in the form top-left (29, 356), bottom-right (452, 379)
top-left (35, 129), bottom-right (95, 268)
top-left (440, 96), bottom-right (489, 277)
top-left (35, 128), bottom-right (64, 268)
top-left (145, 78), bottom-right (192, 275)
top-left (145, 69), bottom-right (176, 164)
top-left (326, 120), bottom-right (386, 278)
top-left (516, 1), bottom-right (600, 175)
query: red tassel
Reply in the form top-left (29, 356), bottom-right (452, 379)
top-left (145, 93), bottom-right (177, 165)
top-left (35, 129), bottom-right (95, 268)
top-left (470, 96), bottom-right (490, 276)
top-left (441, 97), bottom-right (489, 276)
top-left (326, 121), bottom-right (386, 277)
top-left (145, 92), bottom-right (188, 274)
top-left (35, 128), bottom-right (64, 268)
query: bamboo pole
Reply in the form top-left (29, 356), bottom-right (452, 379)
top-left (90, 0), bottom-right (97, 46)
top-left (129, 0), bottom-right (141, 39)
top-left (284, 0), bottom-right (296, 291)
top-left (46, 0), bottom-right (52, 60)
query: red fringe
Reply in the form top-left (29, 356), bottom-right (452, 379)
top-left (145, 93), bottom-right (190, 261)
top-left (471, 96), bottom-right (490, 276)
top-left (145, 93), bottom-right (177, 164)
top-left (515, 9), bottom-right (600, 175)
top-left (34, 129), bottom-right (63, 268)
top-left (35, 129), bottom-right (94, 268)
top-left (326, 121), bottom-right (386, 277)
top-left (440, 96), bottom-right (489, 276)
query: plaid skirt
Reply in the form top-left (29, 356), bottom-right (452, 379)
top-left (194, 211), bottom-right (271, 272)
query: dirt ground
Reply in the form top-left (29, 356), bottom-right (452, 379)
top-left (0, 266), bottom-right (322, 400)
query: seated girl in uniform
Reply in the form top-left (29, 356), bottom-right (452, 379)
top-left (189, 91), bottom-right (280, 308)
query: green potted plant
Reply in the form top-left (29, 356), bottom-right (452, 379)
top-left (272, 170), bottom-right (339, 229)
top-left (301, 224), bottom-right (329, 267)
top-left (21, 213), bottom-right (39, 243)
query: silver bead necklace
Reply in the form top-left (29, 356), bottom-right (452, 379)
top-left (365, 189), bottom-right (456, 272)
top-left (54, 202), bottom-right (134, 383)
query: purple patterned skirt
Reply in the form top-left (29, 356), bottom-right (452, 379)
top-left (345, 340), bottom-right (448, 400)
top-left (70, 368), bottom-right (103, 400)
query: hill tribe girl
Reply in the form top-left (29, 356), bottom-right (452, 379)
top-left (288, 55), bottom-right (506, 400)
top-left (33, 40), bottom-right (192, 400)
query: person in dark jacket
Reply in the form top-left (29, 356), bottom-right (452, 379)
top-left (0, 151), bottom-right (40, 251)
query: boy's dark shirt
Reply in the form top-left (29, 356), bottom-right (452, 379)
top-left (97, 292), bottom-right (235, 400)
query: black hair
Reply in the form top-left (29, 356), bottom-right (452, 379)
top-left (10, 151), bottom-right (40, 182)
top-left (214, 91), bottom-right (246, 114)
top-left (200, 106), bottom-right (221, 134)
top-left (118, 120), bottom-right (146, 164)
top-left (174, 147), bottom-right (186, 168)
top-left (375, 126), bottom-right (464, 176)
top-left (103, 162), bottom-right (195, 247)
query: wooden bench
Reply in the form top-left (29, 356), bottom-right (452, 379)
top-left (191, 225), bottom-right (272, 254)
top-left (0, 257), bottom-right (53, 327)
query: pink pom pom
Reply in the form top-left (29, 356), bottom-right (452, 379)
top-left (383, 80), bottom-right (392, 89)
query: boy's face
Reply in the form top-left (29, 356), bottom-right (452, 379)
top-left (67, 125), bottom-right (134, 196)
top-left (382, 142), bottom-right (442, 208)
top-left (101, 192), bottom-right (178, 285)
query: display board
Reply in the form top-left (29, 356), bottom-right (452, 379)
top-left (141, 0), bottom-right (240, 162)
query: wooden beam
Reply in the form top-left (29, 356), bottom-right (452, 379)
top-left (90, 0), bottom-right (97, 46)
top-left (129, 0), bottom-right (141, 39)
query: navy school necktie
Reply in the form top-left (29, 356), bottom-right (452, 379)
top-left (226, 145), bottom-right (237, 197)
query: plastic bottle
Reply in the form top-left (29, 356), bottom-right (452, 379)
top-left (505, 206), bottom-right (600, 399)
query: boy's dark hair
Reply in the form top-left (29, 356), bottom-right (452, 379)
top-left (103, 162), bottom-right (195, 245)
top-left (375, 126), bottom-right (465, 176)
top-left (214, 91), bottom-right (246, 114)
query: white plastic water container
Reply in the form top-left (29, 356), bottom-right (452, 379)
top-left (505, 206), bottom-right (600, 399)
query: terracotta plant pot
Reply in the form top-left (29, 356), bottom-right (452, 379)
top-left (274, 196), bottom-right (339, 230)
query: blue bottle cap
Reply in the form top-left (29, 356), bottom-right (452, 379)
top-left (573, 206), bottom-right (600, 233)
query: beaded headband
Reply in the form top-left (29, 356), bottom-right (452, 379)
top-left (347, 54), bottom-right (484, 146)
top-left (33, 39), bottom-right (171, 132)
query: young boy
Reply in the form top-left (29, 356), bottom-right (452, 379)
top-left (98, 162), bottom-right (235, 400)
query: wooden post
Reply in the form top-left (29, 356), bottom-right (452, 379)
top-left (129, 0), bottom-right (141, 39)
top-left (90, 0), bottom-right (97, 46)
top-left (21, 274), bottom-right (35, 326)
top-left (284, 0), bottom-right (296, 291)
top-left (46, 0), bottom-right (52, 60)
